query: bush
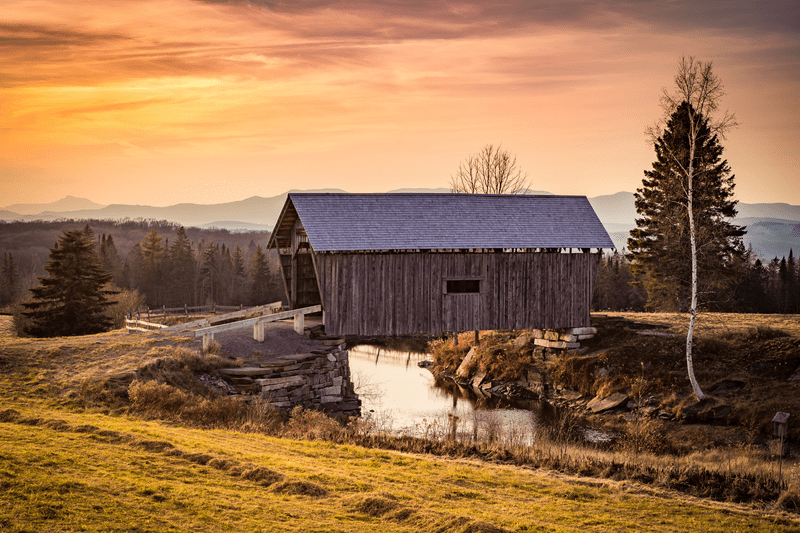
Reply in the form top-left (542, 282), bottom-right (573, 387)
top-left (10, 293), bottom-right (36, 337)
top-left (105, 288), bottom-right (145, 329)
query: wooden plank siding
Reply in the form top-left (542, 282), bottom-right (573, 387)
top-left (311, 251), bottom-right (601, 337)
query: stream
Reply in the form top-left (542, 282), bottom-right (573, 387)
top-left (348, 344), bottom-right (561, 443)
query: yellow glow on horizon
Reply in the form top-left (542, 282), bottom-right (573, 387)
top-left (1, 0), bottom-right (798, 206)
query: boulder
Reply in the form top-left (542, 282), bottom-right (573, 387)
top-left (565, 327), bottom-right (597, 336)
top-left (586, 392), bottom-right (629, 413)
top-left (514, 334), bottom-right (532, 348)
top-left (544, 330), bottom-right (561, 341)
top-left (455, 347), bottom-right (477, 378)
top-left (471, 371), bottom-right (486, 388)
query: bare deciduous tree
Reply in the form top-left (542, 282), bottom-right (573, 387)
top-left (647, 57), bottom-right (738, 401)
top-left (450, 144), bottom-right (530, 195)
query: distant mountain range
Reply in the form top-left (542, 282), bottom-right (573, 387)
top-left (2, 189), bottom-right (799, 260)
top-left (3, 195), bottom-right (106, 215)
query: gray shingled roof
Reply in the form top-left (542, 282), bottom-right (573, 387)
top-left (272, 193), bottom-right (614, 251)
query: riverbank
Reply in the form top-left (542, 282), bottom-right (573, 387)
top-left (429, 312), bottom-right (800, 455)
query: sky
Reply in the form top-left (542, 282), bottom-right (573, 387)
top-left (1, 0), bottom-right (798, 207)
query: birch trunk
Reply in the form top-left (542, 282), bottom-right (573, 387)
top-left (686, 135), bottom-right (706, 401)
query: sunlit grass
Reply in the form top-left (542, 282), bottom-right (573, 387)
top-left (1, 316), bottom-right (799, 530)
top-left (1, 401), bottom-right (797, 532)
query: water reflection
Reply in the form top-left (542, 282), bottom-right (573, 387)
top-left (348, 344), bottom-right (556, 443)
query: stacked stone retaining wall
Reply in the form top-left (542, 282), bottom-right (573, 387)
top-left (219, 342), bottom-right (360, 417)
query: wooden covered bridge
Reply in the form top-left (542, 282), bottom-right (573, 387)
top-left (267, 193), bottom-right (614, 337)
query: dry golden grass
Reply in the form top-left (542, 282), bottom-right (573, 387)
top-left (600, 311), bottom-right (800, 337)
top-left (1, 402), bottom-right (798, 532)
top-left (2, 314), bottom-right (800, 528)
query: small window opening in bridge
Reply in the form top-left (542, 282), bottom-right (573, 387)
top-left (446, 279), bottom-right (481, 294)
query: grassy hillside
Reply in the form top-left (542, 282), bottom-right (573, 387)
top-left (4, 403), bottom-right (799, 532)
top-left (1, 317), bottom-right (799, 531)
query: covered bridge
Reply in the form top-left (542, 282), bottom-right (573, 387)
top-left (267, 193), bottom-right (614, 337)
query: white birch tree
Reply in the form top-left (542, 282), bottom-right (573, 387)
top-left (645, 57), bottom-right (739, 401)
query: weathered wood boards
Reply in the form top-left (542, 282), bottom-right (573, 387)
top-left (313, 251), bottom-right (601, 337)
top-left (194, 304), bottom-right (321, 349)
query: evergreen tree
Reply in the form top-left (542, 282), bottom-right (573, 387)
top-left (23, 227), bottom-right (117, 337)
top-left (787, 250), bottom-right (797, 314)
top-left (1, 252), bottom-right (20, 306)
top-left (629, 57), bottom-right (741, 402)
top-left (198, 242), bottom-right (220, 305)
top-left (139, 229), bottom-right (165, 306)
top-left (592, 251), bottom-right (647, 311)
top-left (99, 234), bottom-right (124, 287)
top-left (778, 256), bottom-right (789, 313)
top-left (734, 247), bottom-right (772, 313)
top-left (250, 245), bottom-right (275, 305)
top-left (167, 227), bottom-right (195, 306)
top-left (230, 244), bottom-right (249, 305)
top-left (219, 244), bottom-right (234, 304)
top-left (628, 101), bottom-right (745, 310)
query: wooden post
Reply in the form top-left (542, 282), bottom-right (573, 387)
top-left (202, 333), bottom-right (213, 350)
top-left (453, 332), bottom-right (459, 347)
top-left (294, 312), bottom-right (305, 335)
top-left (185, 303), bottom-right (188, 315)
top-left (291, 255), bottom-right (298, 309)
top-left (474, 330), bottom-right (479, 344)
top-left (254, 322), bottom-right (265, 342)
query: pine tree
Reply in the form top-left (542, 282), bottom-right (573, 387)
top-left (230, 243), bottom-right (248, 305)
top-left (99, 234), bottom-right (124, 287)
top-left (628, 57), bottom-right (742, 401)
top-left (139, 229), bottom-right (165, 306)
top-left (1, 252), bottom-right (20, 306)
top-left (250, 245), bottom-right (275, 305)
top-left (198, 242), bottom-right (220, 305)
top-left (787, 250), bottom-right (797, 314)
top-left (23, 227), bottom-right (118, 337)
top-left (167, 227), bottom-right (195, 306)
top-left (628, 101), bottom-right (745, 310)
top-left (734, 247), bottom-right (771, 313)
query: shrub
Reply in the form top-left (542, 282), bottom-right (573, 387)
top-left (128, 380), bottom-right (189, 416)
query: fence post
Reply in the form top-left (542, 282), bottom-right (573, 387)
top-left (185, 303), bottom-right (188, 315)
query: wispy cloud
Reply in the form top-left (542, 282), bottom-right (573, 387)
top-left (0, 0), bottom-right (798, 205)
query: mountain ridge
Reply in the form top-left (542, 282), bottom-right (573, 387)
top-left (2, 190), bottom-right (799, 259)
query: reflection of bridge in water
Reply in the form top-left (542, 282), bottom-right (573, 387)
top-left (348, 344), bottom-right (429, 368)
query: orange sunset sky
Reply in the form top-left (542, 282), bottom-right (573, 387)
top-left (1, 0), bottom-right (798, 207)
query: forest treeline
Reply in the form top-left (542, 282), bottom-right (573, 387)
top-left (592, 248), bottom-right (800, 314)
top-left (0, 220), bottom-right (284, 309)
top-left (1, 219), bottom-right (798, 315)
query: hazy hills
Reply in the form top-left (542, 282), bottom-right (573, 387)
top-left (2, 189), bottom-right (799, 260)
top-left (3, 195), bottom-right (106, 215)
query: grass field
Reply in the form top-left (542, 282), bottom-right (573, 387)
top-left (1, 315), bottom-right (800, 531)
top-left (598, 311), bottom-right (800, 336)
top-left (3, 402), bottom-right (799, 532)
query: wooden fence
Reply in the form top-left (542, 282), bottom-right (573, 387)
top-left (124, 319), bottom-right (168, 332)
top-left (125, 302), bottom-right (284, 334)
top-left (127, 303), bottom-right (247, 322)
